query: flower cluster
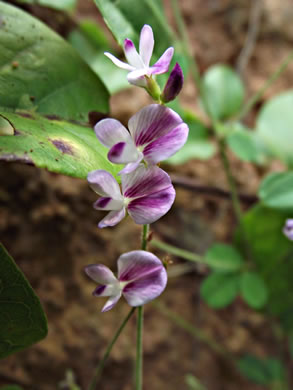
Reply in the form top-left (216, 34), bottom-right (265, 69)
top-left (85, 25), bottom-right (188, 311)
top-left (283, 219), bottom-right (293, 240)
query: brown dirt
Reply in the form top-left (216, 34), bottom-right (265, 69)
top-left (1, 0), bottom-right (293, 389)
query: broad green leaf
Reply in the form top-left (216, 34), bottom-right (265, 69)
top-left (201, 65), bottom-right (245, 120)
top-left (227, 124), bottom-right (270, 164)
top-left (0, 112), bottom-right (120, 179)
top-left (256, 90), bottom-right (293, 167)
top-left (94, 0), bottom-right (173, 57)
top-left (259, 172), bottom-right (293, 211)
top-left (15, 0), bottom-right (77, 11)
top-left (200, 272), bottom-right (240, 308)
top-left (237, 355), bottom-right (285, 385)
top-left (240, 272), bottom-right (268, 309)
top-left (235, 205), bottom-right (293, 331)
top-left (204, 243), bottom-right (245, 272)
top-left (0, 244), bottom-right (47, 358)
top-left (0, 2), bottom-right (109, 121)
top-left (68, 27), bottom-right (129, 94)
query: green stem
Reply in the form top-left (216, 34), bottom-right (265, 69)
top-left (237, 48), bottom-right (293, 121)
top-left (87, 307), bottom-right (135, 390)
top-left (135, 224), bottom-right (149, 390)
top-left (152, 301), bottom-right (232, 360)
top-left (135, 305), bottom-right (144, 390)
top-left (151, 239), bottom-right (205, 264)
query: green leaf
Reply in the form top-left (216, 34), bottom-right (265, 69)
top-left (237, 355), bottom-right (285, 385)
top-left (0, 244), bottom-right (48, 359)
top-left (185, 374), bottom-right (207, 390)
top-left (200, 272), bottom-right (240, 308)
top-left (0, 2), bottom-right (109, 121)
top-left (0, 111), bottom-right (120, 179)
top-left (68, 27), bottom-right (129, 94)
top-left (201, 65), bottom-right (245, 120)
top-left (227, 124), bottom-right (270, 164)
top-left (256, 90), bottom-right (293, 167)
top-left (235, 205), bottom-right (293, 331)
top-left (0, 386), bottom-right (23, 390)
top-left (94, 0), bottom-right (172, 57)
top-left (204, 243), bottom-right (245, 272)
top-left (240, 272), bottom-right (268, 309)
top-left (259, 172), bottom-right (293, 211)
top-left (15, 0), bottom-right (77, 11)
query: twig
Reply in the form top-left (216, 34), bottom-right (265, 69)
top-left (236, 0), bottom-right (263, 77)
top-left (170, 174), bottom-right (258, 204)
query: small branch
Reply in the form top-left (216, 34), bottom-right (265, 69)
top-left (236, 0), bottom-right (263, 77)
top-left (170, 174), bottom-right (258, 205)
top-left (87, 307), bottom-right (136, 390)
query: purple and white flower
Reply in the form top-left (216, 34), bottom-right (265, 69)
top-left (88, 164), bottom-right (175, 228)
top-left (283, 219), bottom-right (293, 240)
top-left (104, 24), bottom-right (174, 87)
top-left (95, 104), bottom-right (189, 174)
top-left (85, 250), bottom-right (168, 312)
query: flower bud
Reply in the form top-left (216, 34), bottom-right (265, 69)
top-left (161, 63), bottom-right (184, 103)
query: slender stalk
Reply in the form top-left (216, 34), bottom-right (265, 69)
top-left (135, 224), bottom-right (149, 390)
top-left (87, 307), bottom-right (135, 390)
top-left (135, 305), bottom-right (144, 390)
top-left (237, 48), bottom-right (293, 121)
top-left (152, 301), bottom-right (232, 360)
top-left (151, 239), bottom-right (205, 264)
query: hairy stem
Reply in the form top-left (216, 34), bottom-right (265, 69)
top-left (87, 307), bottom-right (135, 390)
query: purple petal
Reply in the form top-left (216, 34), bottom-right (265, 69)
top-left (143, 123), bottom-right (189, 164)
top-left (122, 165), bottom-right (173, 199)
top-left (84, 264), bottom-right (117, 284)
top-left (161, 62), bottom-right (184, 103)
top-left (88, 170), bottom-right (122, 199)
top-left (127, 69), bottom-right (148, 87)
top-left (124, 39), bottom-right (144, 68)
top-left (93, 197), bottom-right (124, 211)
top-left (104, 52), bottom-right (135, 71)
top-left (283, 219), bottom-right (293, 240)
top-left (98, 208), bottom-right (126, 228)
top-left (102, 293), bottom-right (122, 312)
top-left (139, 25), bottom-right (154, 67)
top-left (108, 141), bottom-right (139, 164)
top-left (150, 47), bottom-right (174, 75)
top-left (128, 104), bottom-right (183, 147)
top-left (128, 185), bottom-right (176, 224)
top-left (94, 118), bottom-right (131, 148)
top-left (117, 251), bottom-right (167, 306)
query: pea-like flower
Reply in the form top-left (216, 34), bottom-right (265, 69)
top-left (104, 24), bottom-right (174, 87)
top-left (85, 250), bottom-right (168, 312)
top-left (94, 104), bottom-right (189, 174)
top-left (283, 219), bottom-right (293, 240)
top-left (88, 164), bottom-right (175, 228)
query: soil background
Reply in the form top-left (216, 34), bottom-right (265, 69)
top-left (1, 0), bottom-right (293, 389)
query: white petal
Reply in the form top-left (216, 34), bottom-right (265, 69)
top-left (124, 39), bottom-right (144, 68)
top-left (119, 154), bottom-right (143, 175)
top-left (94, 119), bottom-right (131, 148)
top-left (150, 47), bottom-right (174, 75)
top-left (127, 69), bottom-right (148, 87)
top-left (108, 141), bottom-right (139, 164)
top-left (139, 25), bottom-right (154, 67)
top-left (93, 197), bottom-right (124, 211)
top-left (104, 52), bottom-right (135, 71)
top-left (102, 293), bottom-right (122, 312)
top-left (88, 170), bottom-right (122, 198)
top-left (85, 264), bottom-right (117, 284)
top-left (98, 208), bottom-right (126, 228)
